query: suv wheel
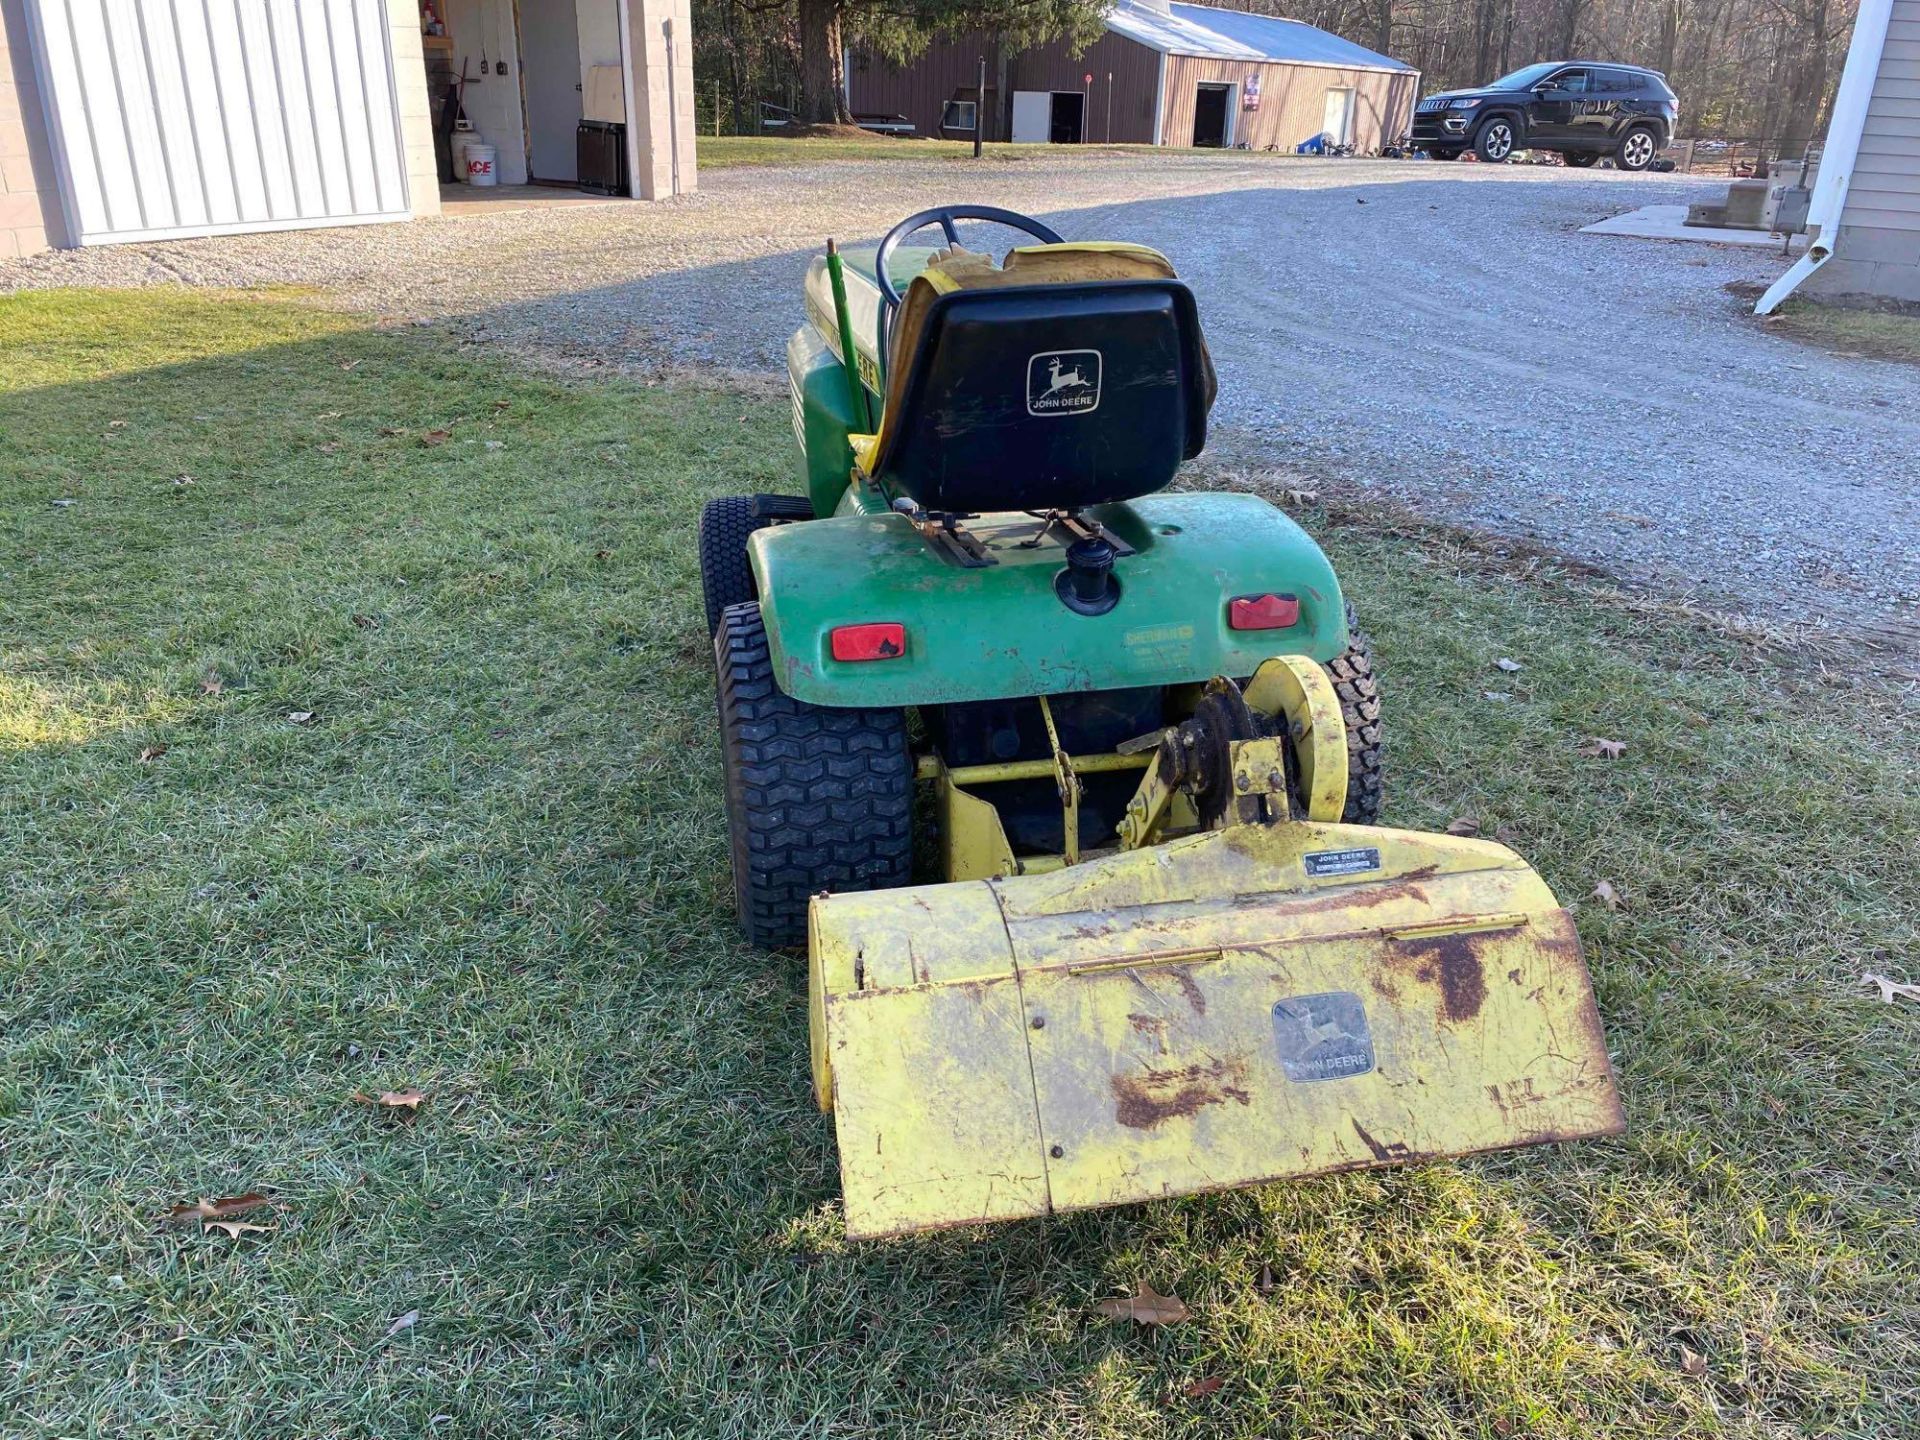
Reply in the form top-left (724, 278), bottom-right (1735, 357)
top-left (1564, 151), bottom-right (1599, 168)
top-left (1617, 127), bottom-right (1658, 172)
top-left (1475, 118), bottom-right (1517, 163)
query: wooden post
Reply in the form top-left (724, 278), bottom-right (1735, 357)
top-left (975, 56), bottom-right (985, 158)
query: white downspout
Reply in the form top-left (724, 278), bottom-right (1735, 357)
top-left (1754, 0), bottom-right (1893, 314)
top-left (664, 17), bottom-right (682, 196)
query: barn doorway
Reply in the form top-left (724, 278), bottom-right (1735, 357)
top-left (1050, 91), bottom-right (1086, 144)
top-left (1193, 83), bottom-right (1232, 147)
top-left (1322, 87), bottom-right (1355, 147)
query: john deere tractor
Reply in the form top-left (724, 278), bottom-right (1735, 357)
top-left (700, 206), bottom-right (1621, 1239)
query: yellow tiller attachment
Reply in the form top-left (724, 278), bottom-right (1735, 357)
top-left (809, 659), bottom-right (1624, 1240)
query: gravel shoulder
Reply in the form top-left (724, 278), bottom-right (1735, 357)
top-left (7, 150), bottom-right (1915, 649)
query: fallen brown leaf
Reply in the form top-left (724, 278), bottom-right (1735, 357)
top-left (286, 711), bottom-right (315, 725)
top-left (1494, 657), bottom-right (1523, 672)
top-left (1180, 1377), bottom-right (1224, 1399)
top-left (1281, 487), bottom-right (1319, 506)
top-left (107, 419), bottom-right (128, 429)
top-left (1679, 1346), bottom-right (1708, 1379)
top-left (420, 428), bottom-right (451, 447)
top-left (1483, 690), bottom-right (1515, 702)
top-left (1578, 737), bottom-right (1627, 760)
top-left (203, 1220), bottom-right (275, 1239)
top-left (385, 1309), bottom-right (419, 1338)
top-left (379, 426), bottom-right (405, 437)
top-left (161, 1192), bottom-right (272, 1225)
top-left (1445, 816), bottom-right (1480, 837)
top-left (352, 1087), bottom-right (427, 1112)
top-left (317, 442), bottom-right (341, 455)
top-left (1094, 1280), bottom-right (1190, 1326)
top-left (340, 359), bottom-right (362, 371)
top-left (1592, 880), bottom-right (1623, 912)
top-left (1862, 973), bottom-right (1920, 1005)
top-left (1256, 1261), bottom-right (1274, 1296)
top-left (172, 474), bottom-right (195, 487)
top-left (138, 743), bottom-right (168, 763)
top-left (1494, 823), bottom-right (1520, 844)
top-left (491, 399), bottom-right (511, 411)
top-left (350, 614), bottom-right (379, 630)
top-left (593, 549), bottom-right (612, 561)
top-left (200, 673), bottom-right (224, 696)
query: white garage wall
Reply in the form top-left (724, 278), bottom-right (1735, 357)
top-left (27, 0), bottom-right (412, 243)
top-left (576, 0), bottom-right (620, 84)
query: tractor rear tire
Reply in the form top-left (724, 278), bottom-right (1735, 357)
top-left (715, 601), bottom-right (912, 948)
top-left (698, 494), bottom-right (814, 635)
top-left (1325, 605), bottom-right (1384, 825)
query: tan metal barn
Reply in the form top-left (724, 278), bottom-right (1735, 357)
top-left (849, 0), bottom-right (1418, 153)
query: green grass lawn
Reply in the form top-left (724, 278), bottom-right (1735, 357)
top-left (1767, 296), bottom-right (1920, 367)
top-left (2, 289), bottom-right (1916, 1439)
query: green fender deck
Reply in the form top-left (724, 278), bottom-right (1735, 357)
top-left (748, 491), bottom-right (1348, 708)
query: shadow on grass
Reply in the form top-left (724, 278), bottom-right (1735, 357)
top-left (1, 289), bottom-right (1915, 1437)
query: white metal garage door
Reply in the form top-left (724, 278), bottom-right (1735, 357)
top-left (27, 0), bottom-right (411, 245)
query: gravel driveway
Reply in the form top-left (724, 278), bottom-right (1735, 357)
top-left (7, 151), bottom-right (1915, 646)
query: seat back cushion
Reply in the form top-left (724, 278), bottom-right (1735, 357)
top-left (862, 245), bottom-right (1215, 514)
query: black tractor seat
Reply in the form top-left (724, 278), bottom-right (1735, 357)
top-left (851, 244), bottom-right (1217, 515)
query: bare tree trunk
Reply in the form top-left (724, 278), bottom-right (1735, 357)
top-left (1780, 0), bottom-right (1829, 156)
top-left (1472, 0), bottom-right (1497, 79)
top-left (1375, 0), bottom-right (1394, 55)
top-left (1554, 0), bottom-right (1586, 55)
top-left (1656, 0), bottom-right (1681, 71)
top-left (797, 0), bottom-right (849, 124)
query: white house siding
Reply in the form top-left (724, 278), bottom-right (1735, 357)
top-left (1810, 0), bottom-right (1920, 300)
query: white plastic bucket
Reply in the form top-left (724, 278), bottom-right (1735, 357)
top-left (465, 143), bottom-right (498, 186)
top-left (450, 131), bottom-right (477, 182)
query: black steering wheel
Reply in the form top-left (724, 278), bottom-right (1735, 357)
top-left (871, 205), bottom-right (1066, 337)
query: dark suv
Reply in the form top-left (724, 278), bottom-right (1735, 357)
top-left (1410, 62), bottom-right (1677, 169)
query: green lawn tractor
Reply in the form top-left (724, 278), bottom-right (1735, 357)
top-left (700, 206), bottom-right (1622, 1239)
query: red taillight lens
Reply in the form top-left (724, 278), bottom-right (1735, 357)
top-left (1228, 593), bottom-right (1300, 631)
top-left (831, 622), bottom-right (907, 661)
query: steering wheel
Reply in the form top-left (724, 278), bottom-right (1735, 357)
top-left (871, 205), bottom-right (1066, 339)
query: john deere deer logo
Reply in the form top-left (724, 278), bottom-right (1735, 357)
top-left (1027, 349), bottom-right (1102, 416)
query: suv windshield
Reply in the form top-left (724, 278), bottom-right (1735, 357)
top-left (1488, 63), bottom-right (1559, 90)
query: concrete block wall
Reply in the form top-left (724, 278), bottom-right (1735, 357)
top-left (1805, 225), bottom-right (1920, 305)
top-left (386, 0), bottom-right (443, 216)
top-left (0, 0), bottom-right (66, 256)
top-left (624, 0), bottom-right (697, 200)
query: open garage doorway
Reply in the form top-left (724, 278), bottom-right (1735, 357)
top-left (425, 0), bottom-right (633, 195)
top-left (1192, 82), bottom-right (1233, 147)
top-left (1012, 89), bottom-right (1087, 144)
top-left (1049, 91), bottom-right (1085, 144)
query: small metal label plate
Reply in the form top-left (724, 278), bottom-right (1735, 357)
top-left (1302, 846), bottom-right (1382, 878)
top-left (1272, 990), bottom-right (1376, 1083)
